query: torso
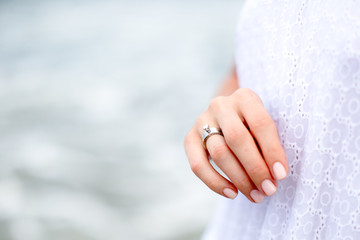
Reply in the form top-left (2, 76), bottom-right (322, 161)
top-left (203, 1), bottom-right (360, 239)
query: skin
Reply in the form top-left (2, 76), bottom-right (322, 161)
top-left (184, 67), bottom-right (289, 203)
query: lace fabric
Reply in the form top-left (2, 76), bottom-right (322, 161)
top-left (203, 1), bottom-right (360, 239)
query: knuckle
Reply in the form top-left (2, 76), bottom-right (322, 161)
top-left (189, 159), bottom-right (202, 175)
top-left (195, 114), bottom-right (210, 132)
top-left (194, 115), bottom-right (206, 130)
top-left (233, 88), bottom-right (258, 102)
top-left (208, 96), bottom-right (227, 112)
top-left (184, 129), bottom-right (196, 149)
top-left (265, 144), bottom-right (284, 157)
top-left (207, 178), bottom-right (221, 191)
top-left (196, 114), bottom-right (206, 125)
top-left (247, 164), bottom-right (268, 180)
top-left (249, 114), bottom-right (272, 130)
top-left (234, 178), bottom-right (251, 193)
top-left (225, 127), bottom-right (248, 145)
top-left (210, 144), bottom-right (228, 160)
top-left (264, 145), bottom-right (286, 163)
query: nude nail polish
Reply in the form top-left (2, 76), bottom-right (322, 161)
top-left (273, 162), bottom-right (287, 180)
top-left (261, 179), bottom-right (277, 196)
top-left (250, 190), bottom-right (265, 203)
top-left (223, 188), bottom-right (238, 199)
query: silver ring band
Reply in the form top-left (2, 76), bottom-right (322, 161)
top-left (202, 124), bottom-right (223, 150)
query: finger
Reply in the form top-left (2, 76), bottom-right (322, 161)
top-left (184, 129), bottom-right (238, 199)
top-left (206, 134), bottom-right (266, 203)
top-left (215, 110), bottom-right (278, 197)
top-left (237, 92), bottom-right (289, 181)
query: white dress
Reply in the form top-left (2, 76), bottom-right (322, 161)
top-left (202, 1), bottom-right (360, 239)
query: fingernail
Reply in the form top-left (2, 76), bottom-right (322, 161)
top-left (223, 188), bottom-right (238, 199)
top-left (261, 179), bottom-right (277, 196)
top-left (273, 162), bottom-right (287, 180)
top-left (250, 190), bottom-right (265, 203)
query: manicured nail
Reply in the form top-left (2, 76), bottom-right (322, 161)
top-left (223, 188), bottom-right (238, 199)
top-left (250, 190), bottom-right (265, 203)
top-left (273, 162), bottom-right (287, 180)
top-left (261, 179), bottom-right (277, 196)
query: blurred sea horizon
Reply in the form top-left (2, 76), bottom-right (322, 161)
top-left (0, 0), bottom-right (243, 239)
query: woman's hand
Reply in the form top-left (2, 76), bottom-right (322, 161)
top-left (184, 88), bottom-right (288, 203)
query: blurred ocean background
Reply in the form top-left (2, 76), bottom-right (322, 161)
top-left (0, 0), bottom-right (243, 239)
